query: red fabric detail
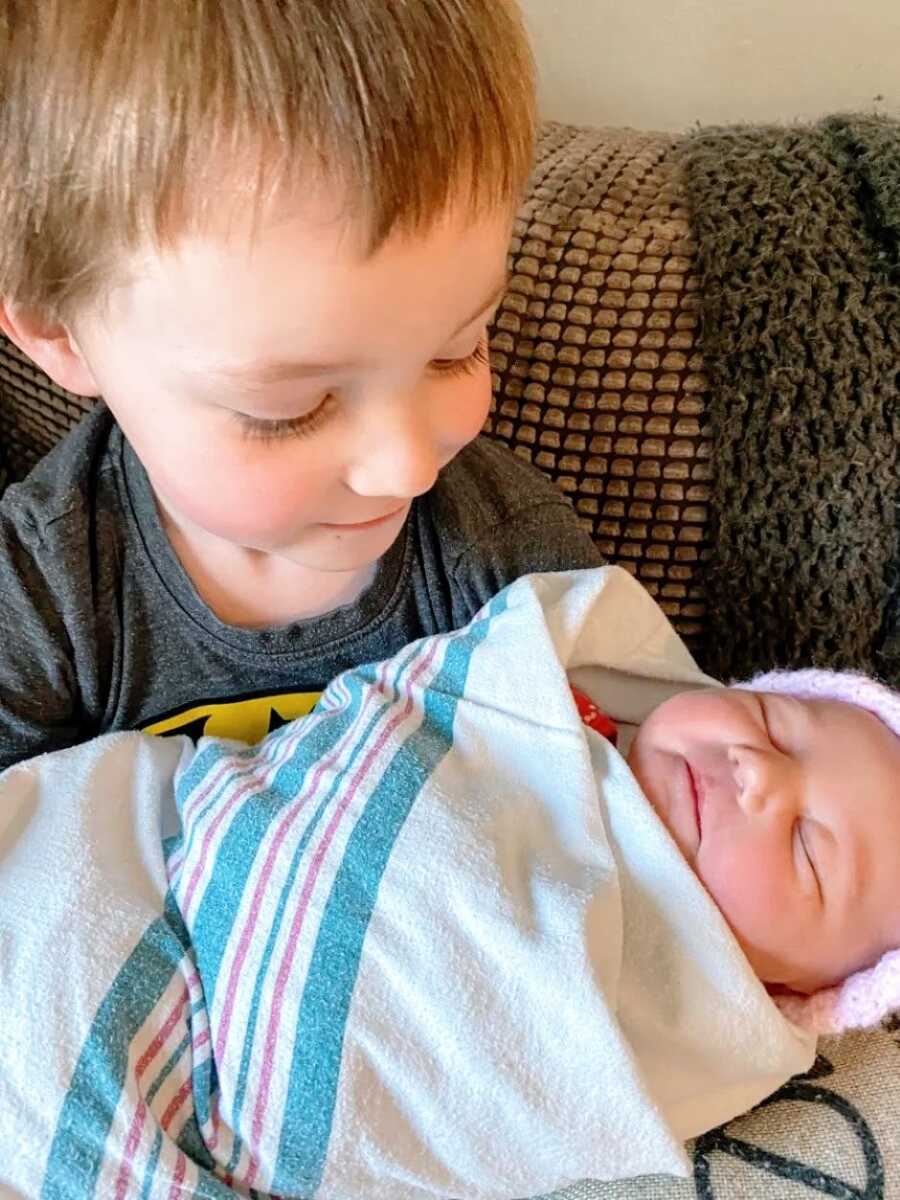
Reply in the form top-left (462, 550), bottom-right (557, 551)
top-left (570, 686), bottom-right (618, 746)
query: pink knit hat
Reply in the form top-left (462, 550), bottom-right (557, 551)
top-left (738, 668), bottom-right (900, 1036)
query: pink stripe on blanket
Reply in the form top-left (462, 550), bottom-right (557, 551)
top-left (165, 1148), bottom-right (188, 1200)
top-left (179, 679), bottom-right (349, 832)
top-left (113, 1099), bottom-right (148, 1200)
top-left (161, 1077), bottom-right (193, 1133)
top-left (136, 986), bottom-right (191, 1079)
top-left (245, 640), bottom-right (440, 1178)
top-left (212, 662), bottom-right (393, 1066)
top-left (178, 684), bottom-right (353, 920)
top-left (113, 984), bottom-right (190, 1200)
top-left (179, 746), bottom-right (289, 920)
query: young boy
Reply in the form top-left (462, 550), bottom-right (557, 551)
top-left (0, 0), bottom-right (602, 769)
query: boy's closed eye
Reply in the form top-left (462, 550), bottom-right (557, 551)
top-left (233, 337), bottom-right (491, 442)
top-left (428, 336), bottom-right (490, 378)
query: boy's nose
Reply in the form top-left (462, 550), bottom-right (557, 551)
top-left (729, 746), bottom-right (797, 818)
top-left (346, 408), bottom-right (440, 500)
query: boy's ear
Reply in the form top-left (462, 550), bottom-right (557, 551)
top-left (0, 302), bottom-right (100, 397)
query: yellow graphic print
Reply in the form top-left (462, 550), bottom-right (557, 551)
top-left (142, 691), bottom-right (322, 744)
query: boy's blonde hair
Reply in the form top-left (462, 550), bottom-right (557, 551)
top-left (0, 0), bottom-right (535, 321)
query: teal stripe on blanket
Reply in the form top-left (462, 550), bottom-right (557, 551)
top-left (136, 1125), bottom-right (237, 1200)
top-left (221, 644), bottom-right (426, 1174)
top-left (175, 737), bottom-right (233, 812)
top-left (136, 1127), bottom-right (237, 1200)
top-left (272, 593), bottom-right (505, 1194)
top-left (183, 669), bottom-right (371, 1132)
top-left (139, 1128), bottom-right (165, 1200)
top-left (41, 893), bottom-right (190, 1200)
top-left (186, 668), bottom-right (371, 1000)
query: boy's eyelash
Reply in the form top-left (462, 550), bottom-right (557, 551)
top-left (235, 395), bottom-right (336, 443)
top-left (430, 338), bottom-right (490, 378)
top-left (234, 339), bottom-right (490, 443)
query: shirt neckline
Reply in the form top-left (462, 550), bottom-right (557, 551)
top-left (116, 426), bottom-right (413, 658)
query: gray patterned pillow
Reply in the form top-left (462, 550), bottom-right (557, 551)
top-left (543, 1027), bottom-right (897, 1200)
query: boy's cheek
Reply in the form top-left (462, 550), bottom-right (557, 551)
top-left (143, 433), bottom-right (331, 539)
top-left (119, 367), bottom-right (493, 539)
top-left (441, 374), bottom-right (494, 453)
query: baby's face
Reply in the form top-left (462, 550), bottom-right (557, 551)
top-left (68, 186), bottom-right (511, 578)
top-left (628, 689), bottom-right (900, 994)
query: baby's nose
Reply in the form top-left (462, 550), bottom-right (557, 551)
top-left (729, 746), bottom-right (796, 817)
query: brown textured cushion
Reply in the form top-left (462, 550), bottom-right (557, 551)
top-left (486, 124), bottom-right (711, 650)
top-left (0, 337), bottom-right (92, 475)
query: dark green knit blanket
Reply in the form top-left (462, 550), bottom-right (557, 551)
top-left (680, 114), bottom-right (900, 685)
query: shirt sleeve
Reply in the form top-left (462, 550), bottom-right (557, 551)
top-left (0, 507), bottom-right (86, 771)
top-left (450, 495), bottom-right (604, 623)
top-left (425, 437), bottom-right (605, 627)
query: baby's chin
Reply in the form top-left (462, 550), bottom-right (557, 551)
top-left (740, 941), bottom-right (860, 997)
top-left (739, 948), bottom-right (820, 996)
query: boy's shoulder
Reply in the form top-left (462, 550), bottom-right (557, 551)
top-left (0, 404), bottom-right (118, 549)
top-left (430, 435), bottom-right (581, 545)
top-left (0, 405), bottom-right (126, 769)
top-left (421, 435), bottom-right (602, 597)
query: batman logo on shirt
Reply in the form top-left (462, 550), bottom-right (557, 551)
top-left (141, 690), bottom-right (322, 744)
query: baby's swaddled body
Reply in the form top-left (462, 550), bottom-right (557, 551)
top-left (169, 568), bottom-right (813, 1200)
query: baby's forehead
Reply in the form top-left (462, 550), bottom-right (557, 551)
top-left (787, 701), bottom-right (900, 821)
top-left (760, 691), bottom-right (891, 733)
top-left (708, 688), bottom-right (900, 763)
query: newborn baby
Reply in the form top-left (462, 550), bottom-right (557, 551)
top-left (162, 567), bottom-right (900, 1198)
top-left (5, 568), bottom-right (897, 1200)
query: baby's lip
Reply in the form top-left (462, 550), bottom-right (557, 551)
top-left (685, 760), bottom-right (702, 841)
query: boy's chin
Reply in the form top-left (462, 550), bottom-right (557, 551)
top-left (279, 523), bottom-right (405, 575)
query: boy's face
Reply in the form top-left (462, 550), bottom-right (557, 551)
top-left (69, 192), bottom-right (513, 575)
top-left (628, 689), bottom-right (900, 994)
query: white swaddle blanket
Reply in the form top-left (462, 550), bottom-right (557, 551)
top-left (0, 567), bottom-right (814, 1199)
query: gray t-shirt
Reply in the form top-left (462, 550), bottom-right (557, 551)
top-left (0, 406), bottom-right (602, 768)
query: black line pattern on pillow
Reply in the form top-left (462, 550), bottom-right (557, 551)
top-left (692, 1055), bottom-right (883, 1199)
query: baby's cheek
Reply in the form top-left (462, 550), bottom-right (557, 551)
top-left (698, 843), bottom-right (789, 956)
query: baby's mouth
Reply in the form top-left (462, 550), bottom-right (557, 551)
top-left (685, 760), bottom-right (702, 840)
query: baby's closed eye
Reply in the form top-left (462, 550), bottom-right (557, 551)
top-left (793, 819), bottom-right (823, 904)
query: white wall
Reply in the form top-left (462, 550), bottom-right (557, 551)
top-left (519, 0), bottom-right (900, 133)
